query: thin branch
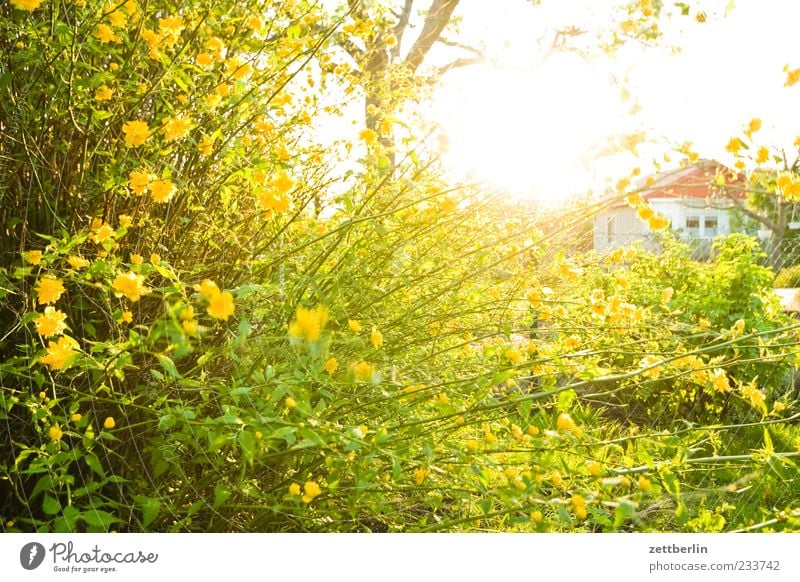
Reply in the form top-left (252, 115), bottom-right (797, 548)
top-left (436, 36), bottom-right (484, 58)
top-left (404, 0), bottom-right (461, 72)
top-left (392, 0), bottom-right (415, 60)
top-left (437, 56), bottom-right (483, 75)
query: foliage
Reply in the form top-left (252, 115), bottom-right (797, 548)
top-left (1, 0), bottom-right (799, 534)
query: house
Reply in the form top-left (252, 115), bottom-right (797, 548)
top-left (594, 160), bottom-right (747, 253)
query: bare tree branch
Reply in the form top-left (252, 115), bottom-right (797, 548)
top-left (392, 0), bottom-right (415, 60)
top-left (436, 37), bottom-right (484, 58)
top-left (404, 0), bottom-right (461, 72)
top-left (437, 56), bottom-right (483, 76)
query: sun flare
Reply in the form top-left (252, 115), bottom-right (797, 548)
top-left (430, 55), bottom-right (625, 203)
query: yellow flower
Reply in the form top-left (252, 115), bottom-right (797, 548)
top-left (370, 327), bottom-right (383, 348)
top-left (661, 287), bottom-right (674, 303)
top-left (413, 468), bottom-right (429, 485)
top-left (246, 16), bottom-right (262, 30)
top-left (180, 306), bottom-right (195, 321)
top-left (196, 52), bottom-right (214, 67)
top-left (149, 178), bottom-right (176, 203)
top-left (530, 510), bottom-right (543, 523)
top-left (103, 416), bottom-right (116, 430)
top-left (785, 67), bottom-right (800, 88)
top-left (39, 336), bottom-right (79, 371)
top-left (37, 276), bottom-right (66, 305)
top-left (648, 214), bottom-right (670, 231)
top-left (741, 382), bottom-right (766, 412)
top-left (96, 23), bottom-right (121, 43)
top-left (10, 0), bottom-right (43, 11)
top-left (122, 120), bottom-right (151, 147)
top-left (348, 319), bottom-right (362, 333)
top-left (206, 36), bottom-right (226, 57)
top-left (352, 361), bottom-right (374, 382)
top-left (725, 137), bottom-right (743, 155)
top-left (113, 271), bottom-right (146, 302)
top-left (130, 253), bottom-right (143, 265)
top-left (747, 118), bottom-right (762, 134)
top-left (118, 310), bottom-right (133, 324)
top-left (438, 197), bottom-right (457, 212)
top-left (198, 134), bottom-right (215, 156)
top-left (505, 347), bottom-right (523, 364)
top-left (359, 128), bottom-right (377, 146)
top-left (226, 57), bottom-right (253, 80)
top-left (182, 319), bottom-right (198, 335)
top-left (638, 475), bottom-right (653, 492)
top-left (324, 357), bottom-right (339, 374)
top-left (288, 483), bottom-right (301, 496)
top-left (90, 221), bottom-right (114, 244)
top-left (285, 396), bottom-right (297, 409)
top-left (636, 204), bottom-right (655, 220)
top-left (709, 368), bottom-right (730, 393)
top-left (756, 146), bottom-right (769, 165)
top-left (383, 33), bottom-right (397, 47)
top-left (288, 305), bottom-right (329, 341)
top-left (731, 318), bottom-right (745, 338)
top-left (150, 253), bottom-right (161, 265)
top-left (67, 255), bottom-right (90, 270)
top-left (118, 214), bottom-right (132, 228)
top-left (24, 250), bottom-right (43, 265)
top-left (48, 425), bottom-right (63, 443)
top-left (34, 306), bottom-right (68, 337)
top-left (95, 85), bottom-right (113, 101)
top-left (556, 413), bottom-right (582, 436)
top-left (271, 171), bottom-right (295, 194)
top-left (258, 189), bottom-right (291, 213)
top-left (207, 291), bottom-right (235, 321)
top-left (70, 412), bottom-right (82, 423)
top-left (301, 481), bottom-right (322, 503)
top-left (586, 461), bottom-right (601, 477)
top-left (129, 169), bottom-right (151, 195)
top-left (198, 279), bottom-right (220, 299)
top-left (161, 115), bottom-right (193, 141)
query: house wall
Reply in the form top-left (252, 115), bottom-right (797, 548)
top-left (594, 198), bottom-right (735, 253)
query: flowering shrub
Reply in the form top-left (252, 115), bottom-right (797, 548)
top-left (1, 0), bottom-right (799, 533)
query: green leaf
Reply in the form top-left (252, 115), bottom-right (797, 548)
top-left (238, 429), bottom-right (255, 463)
top-left (213, 485), bottom-right (231, 509)
top-left (42, 494), bottom-right (61, 515)
top-left (85, 454), bottom-right (106, 478)
top-left (82, 509), bottom-right (122, 530)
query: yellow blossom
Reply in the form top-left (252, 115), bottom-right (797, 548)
top-left (359, 128), bottom-right (377, 146)
top-left (556, 413), bottom-right (582, 436)
top-left (246, 16), bottom-right (263, 30)
top-left (709, 368), bottom-right (730, 393)
top-left (586, 461), bottom-right (602, 477)
top-left (150, 253), bottom-right (161, 265)
top-left (258, 190), bottom-right (290, 213)
top-left (348, 319), bottom-right (362, 333)
top-left (301, 481), bottom-right (322, 503)
top-left (324, 357), bottom-right (339, 374)
top-left (48, 424), bottom-right (63, 443)
top-left (70, 412), bottom-right (82, 423)
top-left (95, 85), bottom-right (113, 101)
top-left (288, 483), bottom-right (301, 496)
top-left (198, 134), bottom-right (215, 156)
top-left (103, 416), bottom-right (116, 430)
top-left (39, 336), bottom-right (79, 370)
top-left (118, 214), bottom-right (132, 228)
top-left (182, 319), bottom-right (198, 336)
top-left (122, 120), bottom-right (151, 147)
top-left (34, 306), bottom-right (68, 337)
top-left (289, 305), bottom-right (329, 341)
top-left (130, 253), bottom-right (143, 265)
top-left (731, 318), bottom-right (745, 338)
top-left (413, 468), bottom-right (429, 485)
top-left (661, 287), bottom-right (674, 303)
top-left (370, 327), bottom-right (384, 348)
top-left (196, 52), bottom-right (214, 67)
top-left (96, 23), bottom-right (121, 43)
top-left (161, 115), bottom-right (193, 141)
top-left (638, 475), bottom-right (653, 492)
top-left (90, 220), bottom-right (114, 244)
top-left (118, 310), bottom-right (133, 324)
top-left (25, 250), bottom-right (43, 265)
top-left (505, 347), bottom-right (523, 364)
top-left (353, 361), bottom-right (374, 382)
top-left (10, 0), bottom-right (44, 11)
top-left (785, 67), bottom-right (800, 88)
top-left (747, 118), bottom-right (762, 134)
top-left (725, 137), bottom-right (743, 155)
top-left (129, 169), bottom-right (151, 195)
top-left (285, 396), bottom-right (297, 409)
top-left (149, 178), bottom-right (176, 203)
top-left (113, 271), bottom-right (146, 302)
top-left (756, 146), bottom-right (769, 164)
top-left (67, 255), bottom-right (90, 270)
top-left (636, 204), bottom-right (655, 220)
top-left (207, 291), bottom-right (235, 321)
top-left (648, 214), bottom-right (670, 231)
top-left (198, 279), bottom-right (220, 299)
top-left (37, 276), bottom-right (66, 305)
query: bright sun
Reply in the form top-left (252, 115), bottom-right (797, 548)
top-left (429, 54), bottom-right (625, 203)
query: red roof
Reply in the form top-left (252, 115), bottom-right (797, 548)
top-left (641, 159), bottom-right (746, 200)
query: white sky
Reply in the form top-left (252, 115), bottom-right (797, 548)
top-left (424, 0), bottom-right (800, 202)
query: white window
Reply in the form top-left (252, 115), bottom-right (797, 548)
top-left (704, 216), bottom-right (718, 237)
top-left (685, 216), bottom-right (700, 236)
